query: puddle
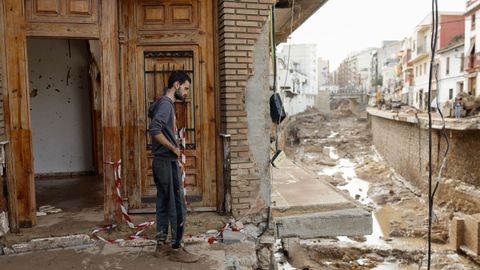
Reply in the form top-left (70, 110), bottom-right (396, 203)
top-left (318, 158), bottom-right (373, 205)
top-left (317, 149), bottom-right (386, 247)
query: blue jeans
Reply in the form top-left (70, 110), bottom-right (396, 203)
top-left (152, 158), bottom-right (186, 247)
top-left (455, 105), bottom-right (461, 119)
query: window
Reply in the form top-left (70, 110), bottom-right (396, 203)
top-left (472, 14), bottom-right (476, 31)
top-left (446, 57), bottom-right (450, 75)
top-left (424, 63), bottom-right (427, 75)
top-left (461, 53), bottom-right (465, 72)
top-left (449, 89), bottom-right (453, 99)
top-left (416, 66), bottom-right (418, 76)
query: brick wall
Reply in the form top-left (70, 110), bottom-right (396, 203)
top-left (370, 114), bottom-right (480, 190)
top-left (218, 0), bottom-right (275, 217)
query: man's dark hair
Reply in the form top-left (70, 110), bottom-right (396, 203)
top-left (167, 71), bottom-right (191, 89)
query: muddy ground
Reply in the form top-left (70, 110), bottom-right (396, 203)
top-left (280, 105), bottom-right (479, 270)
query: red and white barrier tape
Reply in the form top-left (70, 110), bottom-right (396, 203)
top-left (91, 160), bottom-right (155, 244)
top-left (178, 127), bottom-right (188, 205)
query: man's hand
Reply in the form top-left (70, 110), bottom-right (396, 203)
top-left (172, 147), bottom-right (181, 157)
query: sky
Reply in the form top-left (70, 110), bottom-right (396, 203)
top-left (288, 0), bottom-right (466, 70)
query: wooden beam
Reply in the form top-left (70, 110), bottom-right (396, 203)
top-left (100, 0), bottom-right (122, 225)
top-left (121, 0), bottom-right (141, 209)
top-left (26, 23), bottom-right (100, 39)
top-left (3, 0), bottom-right (37, 228)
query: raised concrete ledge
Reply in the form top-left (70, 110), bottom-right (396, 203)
top-left (272, 159), bottom-right (372, 238)
top-left (367, 108), bottom-right (480, 130)
top-left (275, 208), bottom-right (372, 239)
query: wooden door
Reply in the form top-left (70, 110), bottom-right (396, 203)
top-left (138, 46), bottom-right (205, 206)
top-left (125, 0), bottom-right (217, 211)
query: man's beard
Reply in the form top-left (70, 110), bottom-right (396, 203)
top-left (174, 89), bottom-right (185, 101)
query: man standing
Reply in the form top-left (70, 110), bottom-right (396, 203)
top-left (148, 71), bottom-right (199, 263)
top-left (454, 97), bottom-right (462, 119)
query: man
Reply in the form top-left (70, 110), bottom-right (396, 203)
top-left (454, 97), bottom-right (462, 119)
top-left (148, 71), bottom-right (199, 263)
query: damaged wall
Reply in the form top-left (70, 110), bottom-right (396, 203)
top-left (219, 0), bottom-right (276, 217)
top-left (27, 39), bottom-right (94, 175)
top-left (370, 114), bottom-right (480, 190)
top-left (246, 23), bottom-right (271, 212)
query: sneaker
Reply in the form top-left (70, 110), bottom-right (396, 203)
top-left (154, 243), bottom-right (171, 258)
top-left (168, 247), bottom-right (200, 263)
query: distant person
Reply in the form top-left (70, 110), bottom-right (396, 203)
top-left (454, 97), bottom-right (462, 119)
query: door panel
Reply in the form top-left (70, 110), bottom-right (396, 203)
top-left (138, 46), bottom-right (204, 205)
top-left (26, 0), bottom-right (98, 23)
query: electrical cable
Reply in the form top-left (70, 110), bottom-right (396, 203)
top-left (426, 1), bottom-right (439, 268)
top-left (259, 0), bottom-right (295, 238)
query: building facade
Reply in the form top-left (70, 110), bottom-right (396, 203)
top-left (409, 13), bottom-right (464, 110)
top-left (465, 0), bottom-right (480, 96)
top-left (276, 43), bottom-right (319, 115)
top-left (0, 0), bottom-right (329, 231)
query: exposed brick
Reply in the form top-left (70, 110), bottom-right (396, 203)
top-left (222, 38), bottom-right (247, 45)
top-left (220, 8), bottom-right (236, 14)
top-left (236, 9), bottom-right (259, 15)
top-left (247, 15), bottom-right (267, 21)
top-left (222, 14), bottom-right (247, 21)
top-left (223, 26), bottom-right (247, 33)
top-left (236, 21), bottom-right (260, 27)
top-left (219, 0), bottom-right (271, 217)
top-left (246, 3), bottom-right (270, 9)
top-left (236, 45), bottom-right (254, 51)
top-left (236, 33), bottom-right (259, 39)
top-left (222, 2), bottom-right (247, 8)
top-left (226, 123), bottom-right (248, 129)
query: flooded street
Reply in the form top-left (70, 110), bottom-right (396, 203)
top-left (279, 107), bottom-right (479, 270)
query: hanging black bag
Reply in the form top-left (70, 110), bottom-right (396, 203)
top-left (270, 93), bottom-right (286, 124)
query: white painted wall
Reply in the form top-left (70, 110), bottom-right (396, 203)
top-left (437, 45), bottom-right (465, 106)
top-left (282, 94), bottom-right (316, 116)
top-left (27, 39), bottom-right (94, 174)
top-left (277, 44), bottom-right (318, 95)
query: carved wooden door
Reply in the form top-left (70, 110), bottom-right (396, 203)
top-left (134, 0), bottom-right (217, 210)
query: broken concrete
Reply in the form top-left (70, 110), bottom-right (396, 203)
top-left (5, 234), bottom-right (93, 254)
top-left (272, 158), bottom-right (372, 238)
top-left (276, 209), bottom-right (372, 239)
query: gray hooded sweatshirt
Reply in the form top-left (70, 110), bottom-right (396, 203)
top-left (148, 96), bottom-right (179, 161)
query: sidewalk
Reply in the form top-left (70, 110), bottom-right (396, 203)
top-left (272, 159), bottom-right (372, 238)
top-left (0, 241), bottom-right (245, 270)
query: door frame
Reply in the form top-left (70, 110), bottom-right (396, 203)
top-left (3, 0), bottom-right (122, 228)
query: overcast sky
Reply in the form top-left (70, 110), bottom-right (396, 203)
top-left (288, 0), bottom-right (466, 70)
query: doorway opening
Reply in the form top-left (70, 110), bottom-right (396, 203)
top-left (27, 38), bottom-right (103, 216)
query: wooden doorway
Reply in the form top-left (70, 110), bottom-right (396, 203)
top-left (125, 0), bottom-right (218, 212)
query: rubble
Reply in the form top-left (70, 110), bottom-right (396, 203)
top-left (279, 107), bottom-right (480, 269)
